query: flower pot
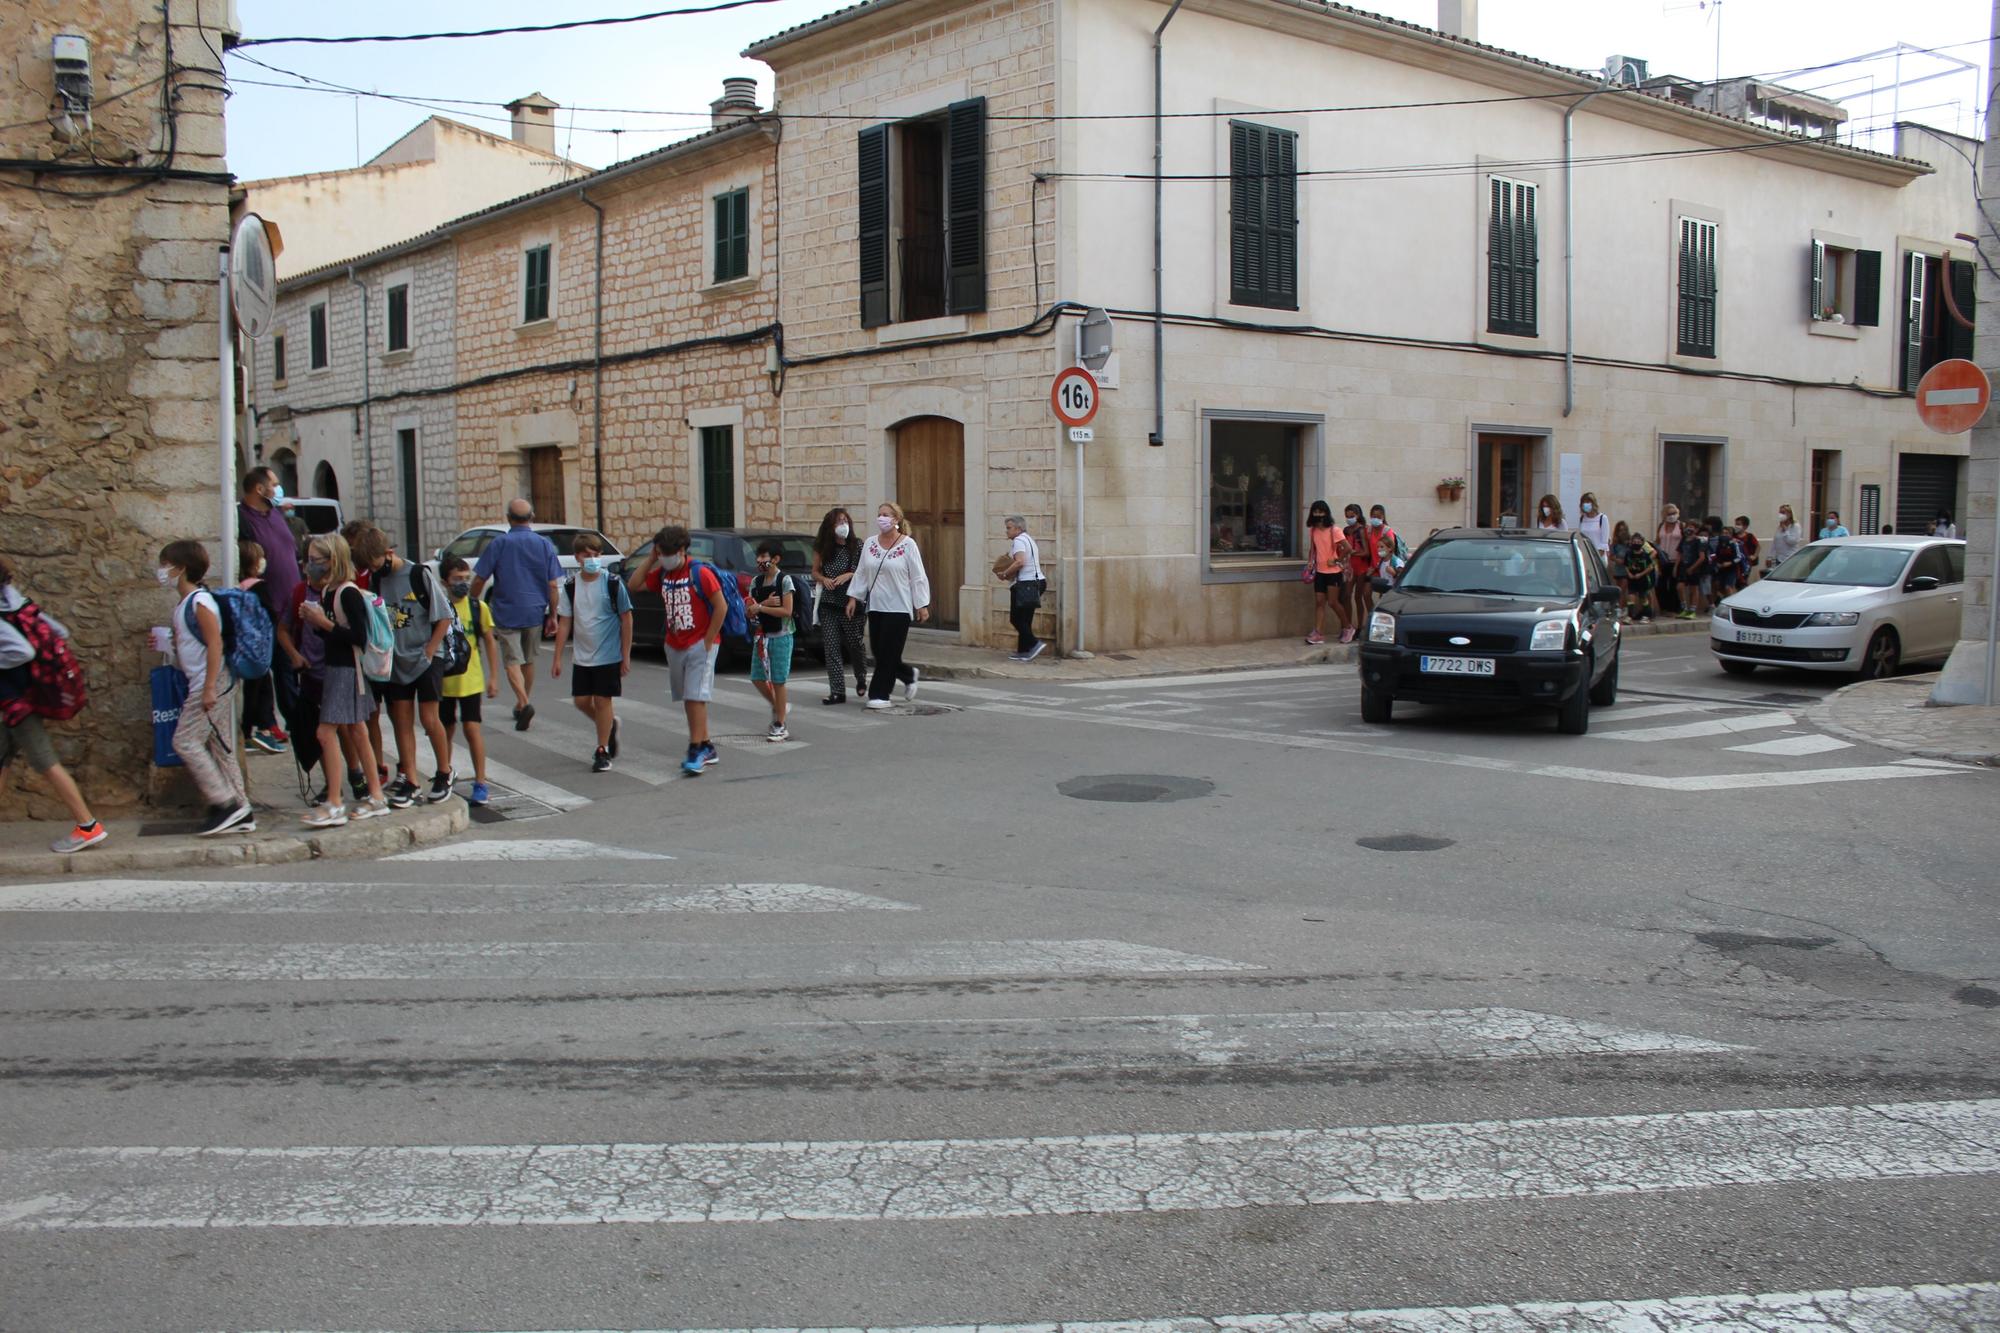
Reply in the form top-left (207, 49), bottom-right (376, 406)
top-left (1438, 484), bottom-right (1464, 502)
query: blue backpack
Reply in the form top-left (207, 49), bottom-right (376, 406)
top-left (184, 585), bottom-right (274, 680)
top-left (690, 560), bottom-right (749, 640)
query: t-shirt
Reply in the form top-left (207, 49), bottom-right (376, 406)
top-left (1624, 540), bottom-right (1656, 582)
top-left (1820, 524), bottom-right (1850, 539)
top-left (750, 572), bottom-right (795, 636)
top-left (1656, 523), bottom-right (1683, 561)
top-left (1010, 533), bottom-right (1044, 582)
top-left (647, 562), bottom-right (722, 652)
top-left (238, 499), bottom-right (302, 618)
top-left (292, 583), bottom-right (327, 678)
top-left (473, 525), bottom-right (564, 629)
top-left (559, 573), bottom-right (629, 667)
top-left (373, 561), bottom-right (451, 684)
top-left (172, 588), bottom-right (218, 688)
top-left (443, 597), bottom-right (487, 698)
top-left (1308, 525), bottom-right (1347, 575)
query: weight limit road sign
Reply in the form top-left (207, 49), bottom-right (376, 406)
top-left (1915, 358), bottom-right (1990, 435)
top-left (1051, 366), bottom-right (1099, 428)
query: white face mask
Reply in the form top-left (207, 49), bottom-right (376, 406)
top-left (834, 523), bottom-right (850, 541)
top-left (663, 553), bottom-right (687, 572)
top-left (1540, 507), bottom-right (1551, 518)
top-left (1581, 503), bottom-right (1594, 515)
top-left (156, 566), bottom-right (175, 588)
top-left (876, 515), bottom-right (896, 533)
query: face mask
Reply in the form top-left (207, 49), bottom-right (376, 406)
top-left (581, 557), bottom-right (603, 576)
top-left (1581, 503), bottom-right (1594, 515)
top-left (156, 566), bottom-right (175, 588)
top-left (1346, 515), bottom-right (1361, 527)
top-left (448, 579), bottom-right (471, 598)
top-left (1368, 517), bottom-right (1383, 528)
top-left (876, 515), bottom-right (896, 533)
top-left (663, 553), bottom-right (687, 572)
top-left (306, 560), bottom-right (330, 581)
top-left (1540, 507), bottom-right (1551, 518)
top-left (271, 483), bottom-right (285, 503)
top-left (834, 523), bottom-right (850, 540)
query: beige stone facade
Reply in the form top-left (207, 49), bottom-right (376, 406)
top-left (1, 0), bottom-right (231, 816)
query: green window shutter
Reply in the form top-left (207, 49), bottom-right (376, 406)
top-left (1677, 218), bottom-right (1717, 357)
top-left (1853, 249), bottom-right (1882, 327)
top-left (1229, 122), bottom-right (1297, 310)
top-left (1945, 258), bottom-right (1977, 362)
top-left (1808, 240), bottom-right (1824, 321)
top-left (1901, 251), bottom-right (1927, 391)
top-left (1229, 121), bottom-right (1260, 304)
top-left (945, 97), bottom-right (987, 315)
top-left (1488, 178), bottom-right (1537, 336)
top-left (714, 190), bottom-right (749, 283)
top-left (713, 194), bottom-right (731, 282)
top-left (523, 245), bottom-right (551, 323)
top-left (857, 125), bottom-right (890, 328)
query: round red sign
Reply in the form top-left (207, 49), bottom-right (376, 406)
top-left (1916, 358), bottom-right (1990, 435)
top-left (1051, 367), bottom-right (1100, 428)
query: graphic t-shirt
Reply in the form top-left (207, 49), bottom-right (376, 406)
top-left (372, 561), bottom-right (452, 684)
top-left (646, 562), bottom-right (722, 651)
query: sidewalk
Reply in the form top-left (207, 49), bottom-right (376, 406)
top-left (1812, 673), bottom-right (2000, 766)
top-left (905, 614), bottom-right (1711, 682)
top-left (0, 749), bottom-right (468, 879)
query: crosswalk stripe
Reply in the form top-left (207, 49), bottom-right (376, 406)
top-left (500, 712), bottom-right (688, 786)
top-left (1595, 701), bottom-right (1723, 722)
top-left (1067, 666), bottom-right (1344, 691)
top-left (377, 735), bottom-right (590, 812)
top-left (0, 938), bottom-right (1258, 983)
top-left (240, 1282), bottom-right (2000, 1333)
top-left (5, 1097), bottom-right (1992, 1230)
top-left (386, 838), bottom-right (672, 862)
top-left (0, 880), bottom-right (916, 915)
top-left (1726, 732), bottom-right (1855, 756)
top-left (1590, 712), bottom-right (1797, 742)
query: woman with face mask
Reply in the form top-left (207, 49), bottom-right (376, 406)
top-left (812, 508), bottom-right (868, 704)
top-left (1571, 492), bottom-right (1609, 555)
top-left (1654, 506), bottom-right (1685, 617)
top-left (1934, 510), bottom-right (1960, 540)
top-left (1536, 494), bottom-right (1565, 532)
top-left (1769, 504), bottom-right (1804, 571)
top-left (1302, 500), bottom-right (1352, 645)
top-left (845, 503), bottom-right (931, 710)
top-left (1341, 504), bottom-right (1377, 626)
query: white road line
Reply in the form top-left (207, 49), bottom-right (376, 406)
top-left (1067, 665), bottom-right (1347, 691)
top-left (238, 1283), bottom-right (2000, 1333)
top-left (499, 714), bottom-right (686, 787)
top-left (972, 702), bottom-right (1968, 792)
top-left (386, 838), bottom-right (672, 863)
top-left (380, 735), bottom-right (591, 812)
top-left (0, 938), bottom-right (1258, 983)
top-left (1591, 712), bottom-right (1797, 743)
top-left (5, 1098), bottom-right (1993, 1230)
top-left (910, 679), bottom-right (1070, 706)
top-left (1727, 733), bottom-right (1855, 756)
top-left (1594, 701), bottom-right (1724, 722)
top-left (0, 880), bottom-right (915, 915)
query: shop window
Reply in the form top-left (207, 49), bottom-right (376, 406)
top-left (1208, 420), bottom-right (1302, 561)
top-left (1663, 438), bottom-right (1723, 522)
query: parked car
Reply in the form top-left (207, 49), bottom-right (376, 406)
top-left (1710, 536), bottom-right (1966, 679)
top-left (1357, 527), bottom-right (1623, 735)
top-left (625, 528), bottom-right (821, 661)
top-left (431, 524), bottom-right (622, 578)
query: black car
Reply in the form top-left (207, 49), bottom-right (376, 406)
top-left (1357, 528), bottom-right (1623, 734)
top-left (624, 528), bottom-right (821, 661)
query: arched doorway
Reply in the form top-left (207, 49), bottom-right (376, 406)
top-left (894, 416), bottom-right (964, 629)
top-left (269, 449), bottom-right (299, 498)
top-left (313, 460), bottom-right (339, 503)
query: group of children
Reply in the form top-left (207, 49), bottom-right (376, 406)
top-left (1304, 501), bottom-right (1408, 646)
top-left (1610, 511), bottom-right (1761, 622)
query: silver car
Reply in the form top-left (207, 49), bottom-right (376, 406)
top-left (1710, 536), bottom-right (1967, 679)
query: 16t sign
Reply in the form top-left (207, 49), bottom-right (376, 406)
top-left (1051, 367), bottom-right (1100, 428)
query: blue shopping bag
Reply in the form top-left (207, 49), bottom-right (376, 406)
top-left (151, 665), bottom-right (186, 768)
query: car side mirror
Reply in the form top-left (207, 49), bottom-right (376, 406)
top-left (1590, 586), bottom-right (1622, 606)
top-left (1905, 575), bottom-right (1940, 593)
top-left (1371, 576), bottom-right (1393, 593)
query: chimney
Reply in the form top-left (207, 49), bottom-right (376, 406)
top-left (1437, 0), bottom-right (1477, 41)
top-left (504, 92), bottom-right (559, 154)
top-left (710, 77), bottom-right (762, 129)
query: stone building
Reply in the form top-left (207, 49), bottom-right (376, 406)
top-left (1, 0), bottom-right (232, 817)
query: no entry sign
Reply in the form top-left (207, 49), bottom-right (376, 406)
top-left (1051, 367), bottom-right (1100, 428)
top-left (1915, 358), bottom-right (1990, 435)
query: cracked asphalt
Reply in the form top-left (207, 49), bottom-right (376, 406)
top-left (1, 635), bottom-right (1996, 1330)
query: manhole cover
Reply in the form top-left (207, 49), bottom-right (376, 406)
top-left (1355, 834), bottom-right (1455, 852)
top-left (1057, 774), bottom-right (1214, 804)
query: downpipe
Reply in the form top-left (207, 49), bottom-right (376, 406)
top-left (1149, 0), bottom-right (1186, 447)
top-left (579, 186), bottom-right (607, 532)
top-left (346, 264), bottom-right (373, 515)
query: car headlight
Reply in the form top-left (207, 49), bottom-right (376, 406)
top-left (1710, 604), bottom-right (1732, 622)
top-left (1368, 611), bottom-right (1396, 644)
top-left (1802, 611), bottom-right (1860, 627)
top-left (1529, 617), bottom-right (1571, 651)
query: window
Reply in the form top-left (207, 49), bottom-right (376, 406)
top-left (1676, 217), bottom-right (1718, 357)
top-left (1908, 545), bottom-right (1952, 586)
top-left (699, 425), bottom-right (735, 528)
top-left (308, 303), bottom-right (328, 370)
top-left (1208, 420), bottom-right (1301, 560)
top-left (272, 333), bottom-right (287, 384)
top-left (1809, 240), bottom-right (1880, 326)
top-left (522, 244), bottom-right (552, 324)
top-left (856, 98), bottom-right (987, 327)
top-left (1858, 483), bottom-right (1881, 535)
top-left (1902, 252), bottom-right (1976, 391)
top-left (396, 429), bottom-right (420, 558)
top-left (1487, 177), bottom-right (1538, 336)
top-left (1945, 544), bottom-right (1966, 583)
top-left (386, 283), bottom-right (410, 352)
top-left (1229, 121), bottom-right (1299, 310)
top-left (1662, 438), bottom-right (1722, 522)
top-left (713, 188), bottom-right (749, 283)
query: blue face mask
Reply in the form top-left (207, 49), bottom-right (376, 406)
top-left (581, 557), bottom-right (603, 576)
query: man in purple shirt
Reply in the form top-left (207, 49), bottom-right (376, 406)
top-left (238, 466), bottom-right (308, 738)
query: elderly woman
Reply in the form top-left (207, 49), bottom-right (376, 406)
top-left (846, 503), bottom-right (930, 711)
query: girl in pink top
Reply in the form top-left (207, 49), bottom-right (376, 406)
top-left (1303, 500), bottom-right (1353, 645)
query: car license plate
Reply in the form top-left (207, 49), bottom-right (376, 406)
top-left (1736, 631), bottom-right (1785, 646)
top-left (1419, 655), bottom-right (1496, 676)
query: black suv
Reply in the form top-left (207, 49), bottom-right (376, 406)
top-left (1357, 528), bottom-right (1623, 734)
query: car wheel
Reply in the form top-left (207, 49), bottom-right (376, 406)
top-left (1588, 647), bottom-right (1620, 706)
top-left (1857, 627), bottom-right (1900, 681)
top-left (1718, 659), bottom-right (1758, 677)
top-left (1556, 656), bottom-right (1592, 735)
top-left (1360, 687), bottom-right (1393, 724)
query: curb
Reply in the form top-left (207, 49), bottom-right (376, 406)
top-left (0, 800), bottom-right (471, 880)
top-left (1808, 678), bottom-right (2000, 767)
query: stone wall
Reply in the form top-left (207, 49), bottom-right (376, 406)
top-left (0, 0), bottom-right (231, 817)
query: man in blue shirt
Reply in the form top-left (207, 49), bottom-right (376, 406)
top-left (470, 499), bottom-right (563, 731)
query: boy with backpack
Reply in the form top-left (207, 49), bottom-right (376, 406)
top-left (748, 538), bottom-right (796, 742)
top-left (439, 556), bottom-right (499, 805)
top-left (348, 527), bottom-right (456, 807)
top-left (629, 524), bottom-right (730, 777)
top-left (0, 556), bottom-right (106, 853)
top-left (551, 532), bottom-right (633, 774)
top-left (160, 540), bottom-right (254, 837)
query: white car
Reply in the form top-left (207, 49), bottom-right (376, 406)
top-left (1710, 536), bottom-right (1967, 679)
top-left (430, 524), bottom-right (622, 579)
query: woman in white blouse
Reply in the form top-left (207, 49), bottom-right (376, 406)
top-left (845, 502), bottom-right (931, 710)
top-left (1570, 491), bottom-right (1610, 555)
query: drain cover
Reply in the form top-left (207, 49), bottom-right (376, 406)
top-left (1058, 774), bottom-right (1214, 804)
top-left (1355, 834), bottom-right (1455, 852)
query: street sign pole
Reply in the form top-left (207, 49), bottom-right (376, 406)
top-left (1051, 367), bottom-right (1102, 660)
top-left (218, 245), bottom-right (238, 588)
top-left (1913, 359), bottom-right (1997, 704)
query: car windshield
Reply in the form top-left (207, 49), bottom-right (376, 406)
top-left (1765, 545), bottom-right (1908, 588)
top-left (287, 505), bottom-right (341, 535)
top-left (1399, 539), bottom-right (1580, 599)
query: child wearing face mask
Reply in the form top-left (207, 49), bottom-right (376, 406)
top-left (1341, 505), bottom-right (1377, 627)
top-left (749, 539), bottom-right (797, 741)
top-left (631, 523), bottom-right (729, 775)
top-left (553, 532), bottom-right (633, 775)
top-left (235, 540), bottom-right (290, 757)
top-left (438, 556), bottom-right (500, 804)
top-left (160, 539), bottom-right (255, 838)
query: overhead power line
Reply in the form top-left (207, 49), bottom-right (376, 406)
top-left (233, 0), bottom-right (795, 49)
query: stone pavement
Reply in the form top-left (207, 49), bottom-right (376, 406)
top-left (0, 747), bottom-right (467, 879)
top-left (1813, 672), bottom-right (2000, 766)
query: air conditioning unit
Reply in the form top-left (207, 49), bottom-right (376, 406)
top-left (1603, 55), bottom-right (1649, 86)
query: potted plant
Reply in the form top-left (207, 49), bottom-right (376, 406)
top-left (1437, 476), bottom-right (1466, 502)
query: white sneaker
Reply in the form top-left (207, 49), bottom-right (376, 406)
top-left (349, 797), bottom-right (390, 821)
top-left (865, 699), bottom-right (894, 711)
top-left (767, 724), bottom-right (790, 742)
top-left (902, 666), bottom-right (921, 701)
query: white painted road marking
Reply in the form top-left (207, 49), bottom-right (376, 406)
top-left (1590, 712), bottom-right (1796, 743)
top-left (1726, 733), bottom-right (1855, 756)
top-left (0, 880), bottom-right (915, 915)
top-left (1593, 701), bottom-right (1723, 722)
top-left (1067, 665), bottom-right (1346, 691)
top-left (387, 838), bottom-right (673, 862)
top-left (380, 735), bottom-right (590, 813)
top-left (0, 938), bottom-right (1257, 983)
top-left (4, 1098), bottom-right (1993, 1230)
top-left (237, 1282), bottom-right (2000, 1333)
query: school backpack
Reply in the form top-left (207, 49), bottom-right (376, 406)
top-left (562, 572), bottom-right (634, 625)
top-left (329, 582), bottom-right (396, 682)
top-left (0, 599), bottom-right (87, 725)
top-left (689, 560), bottom-right (750, 640)
top-left (440, 597), bottom-right (481, 679)
top-left (184, 586), bottom-right (274, 680)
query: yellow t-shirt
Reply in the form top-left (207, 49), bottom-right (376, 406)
top-left (442, 597), bottom-right (487, 698)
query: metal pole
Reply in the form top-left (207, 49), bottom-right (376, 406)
top-left (218, 247), bottom-right (238, 587)
top-left (1987, 491), bottom-right (1999, 704)
top-left (1073, 433), bottom-right (1091, 658)
top-left (1149, 0), bottom-right (1186, 448)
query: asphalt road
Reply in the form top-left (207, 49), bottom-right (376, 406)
top-left (3, 633), bottom-right (1997, 1331)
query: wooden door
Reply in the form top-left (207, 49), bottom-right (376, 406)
top-left (527, 446), bottom-right (565, 524)
top-left (1476, 435), bottom-right (1530, 527)
top-left (894, 416), bottom-right (965, 629)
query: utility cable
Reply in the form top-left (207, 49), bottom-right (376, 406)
top-left (233, 0), bottom-right (792, 48)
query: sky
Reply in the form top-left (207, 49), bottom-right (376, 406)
top-left (221, 0), bottom-right (1992, 181)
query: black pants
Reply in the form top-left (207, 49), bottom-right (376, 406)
top-left (822, 604), bottom-right (868, 698)
top-left (1009, 584), bottom-right (1042, 652)
top-left (291, 685), bottom-right (324, 776)
top-left (866, 611), bottom-right (916, 702)
top-left (240, 672), bottom-right (278, 733)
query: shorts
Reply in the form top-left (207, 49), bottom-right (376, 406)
top-left (439, 693), bottom-right (483, 727)
top-left (571, 662), bottom-right (624, 698)
top-left (0, 712), bottom-right (59, 773)
top-left (379, 660), bottom-right (443, 704)
top-left (750, 632), bottom-right (795, 684)
top-left (1313, 571), bottom-right (1344, 594)
top-left (667, 640), bottom-right (720, 703)
top-left (496, 625), bottom-right (541, 669)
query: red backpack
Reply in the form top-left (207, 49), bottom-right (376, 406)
top-left (0, 599), bottom-right (88, 725)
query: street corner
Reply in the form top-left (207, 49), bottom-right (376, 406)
top-left (1812, 672), bottom-right (2000, 766)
